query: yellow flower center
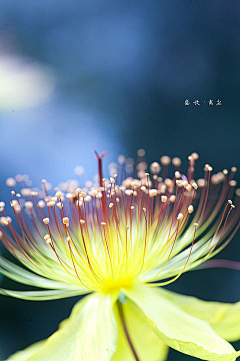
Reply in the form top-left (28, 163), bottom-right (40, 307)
top-left (100, 277), bottom-right (134, 294)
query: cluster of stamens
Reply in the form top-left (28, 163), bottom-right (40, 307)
top-left (0, 151), bottom-right (239, 294)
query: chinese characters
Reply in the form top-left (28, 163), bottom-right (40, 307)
top-left (184, 99), bottom-right (222, 106)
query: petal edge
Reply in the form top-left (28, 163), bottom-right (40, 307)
top-left (125, 286), bottom-right (240, 361)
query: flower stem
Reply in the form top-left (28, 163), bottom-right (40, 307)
top-left (117, 300), bottom-right (140, 361)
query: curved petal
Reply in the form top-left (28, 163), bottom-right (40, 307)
top-left (6, 340), bottom-right (45, 361)
top-left (0, 256), bottom-right (79, 290)
top-left (112, 299), bottom-right (168, 361)
top-left (125, 285), bottom-right (240, 361)
top-left (158, 287), bottom-right (240, 342)
top-left (8, 292), bottom-right (118, 361)
top-left (0, 288), bottom-right (88, 300)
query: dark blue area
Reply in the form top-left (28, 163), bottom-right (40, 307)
top-left (0, 1), bottom-right (240, 360)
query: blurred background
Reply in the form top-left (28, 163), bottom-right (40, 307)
top-left (0, 0), bottom-right (240, 360)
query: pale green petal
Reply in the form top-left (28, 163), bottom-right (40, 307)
top-left (0, 256), bottom-right (78, 290)
top-left (9, 293), bottom-right (118, 361)
top-left (159, 287), bottom-right (240, 342)
top-left (125, 285), bottom-right (240, 361)
top-left (112, 299), bottom-right (168, 361)
top-left (6, 340), bottom-right (45, 361)
top-left (0, 288), bottom-right (88, 300)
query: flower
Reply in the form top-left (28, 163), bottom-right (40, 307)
top-left (1, 151), bottom-right (240, 361)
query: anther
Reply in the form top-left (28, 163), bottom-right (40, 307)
top-left (149, 189), bottom-right (157, 197)
top-left (15, 174), bottom-right (23, 182)
top-left (192, 182), bottom-right (198, 190)
top-left (175, 171), bottom-right (181, 179)
top-left (229, 180), bottom-right (237, 187)
top-left (43, 218), bottom-right (49, 225)
top-left (197, 179), bottom-right (206, 188)
top-left (44, 234), bottom-right (51, 244)
top-left (118, 155), bottom-right (126, 164)
top-left (169, 195), bottom-right (176, 203)
top-left (125, 189), bottom-right (133, 196)
top-left (38, 200), bottom-right (45, 208)
top-left (62, 217), bottom-right (69, 227)
top-left (11, 200), bottom-right (18, 207)
top-left (137, 149), bottom-right (146, 157)
top-left (177, 213), bottom-right (184, 220)
top-left (0, 202), bottom-right (5, 209)
top-left (6, 177), bottom-right (16, 187)
top-left (188, 205), bottom-right (194, 214)
top-left (161, 195), bottom-right (167, 203)
top-left (165, 178), bottom-right (174, 188)
top-left (47, 201), bottom-right (55, 207)
top-left (150, 162), bottom-right (161, 174)
top-left (25, 201), bottom-right (33, 209)
top-left (160, 155), bottom-right (171, 166)
top-left (85, 195), bottom-right (91, 202)
top-left (191, 152), bottom-right (199, 160)
top-left (74, 165), bottom-right (84, 176)
top-left (172, 157), bottom-right (181, 167)
top-left (186, 184), bottom-right (192, 192)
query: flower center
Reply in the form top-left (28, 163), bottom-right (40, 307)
top-left (99, 276), bottom-right (133, 294)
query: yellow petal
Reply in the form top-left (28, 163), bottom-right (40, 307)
top-left (7, 293), bottom-right (118, 361)
top-left (112, 299), bottom-right (168, 361)
top-left (159, 287), bottom-right (240, 342)
top-left (6, 340), bottom-right (45, 361)
top-left (0, 288), bottom-right (89, 301)
top-left (125, 285), bottom-right (240, 361)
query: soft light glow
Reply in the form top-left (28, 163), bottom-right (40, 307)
top-left (0, 55), bottom-right (55, 110)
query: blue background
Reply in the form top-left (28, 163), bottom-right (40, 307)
top-left (0, 1), bottom-right (240, 360)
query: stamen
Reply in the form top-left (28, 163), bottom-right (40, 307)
top-left (1, 151), bottom-right (239, 296)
